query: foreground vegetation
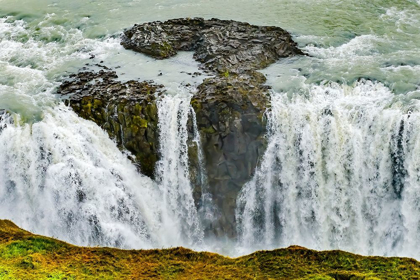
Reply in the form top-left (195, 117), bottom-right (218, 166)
top-left (0, 220), bottom-right (419, 279)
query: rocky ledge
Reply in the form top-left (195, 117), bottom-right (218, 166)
top-left (1, 220), bottom-right (420, 279)
top-left (121, 17), bottom-right (303, 74)
top-left (58, 70), bottom-right (164, 178)
top-left (60, 18), bottom-right (304, 238)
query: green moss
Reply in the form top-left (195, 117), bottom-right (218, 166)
top-left (2, 218), bottom-right (420, 279)
top-left (146, 103), bottom-right (158, 121)
top-left (201, 126), bottom-right (216, 134)
top-left (46, 272), bottom-right (76, 280)
top-left (134, 103), bottom-right (143, 115)
top-left (160, 41), bottom-right (174, 56)
top-left (139, 119), bottom-right (148, 128)
top-left (219, 107), bottom-right (231, 119)
top-left (190, 99), bottom-right (202, 111)
top-left (133, 116), bottom-right (147, 128)
top-left (304, 275), bottom-right (334, 280)
top-left (92, 99), bottom-right (103, 109)
top-left (150, 41), bottom-right (174, 58)
top-left (80, 99), bottom-right (92, 115)
top-left (1, 237), bottom-right (63, 259)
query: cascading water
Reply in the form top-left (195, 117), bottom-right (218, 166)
top-left (0, 97), bottom-right (207, 250)
top-left (2, 0), bottom-right (420, 260)
top-left (0, 15), bottom-right (206, 250)
top-left (236, 80), bottom-right (420, 258)
top-left (154, 92), bottom-right (204, 246)
top-left (190, 107), bottom-right (216, 233)
top-left (0, 105), bottom-right (165, 248)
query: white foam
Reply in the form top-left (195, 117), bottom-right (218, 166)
top-left (236, 80), bottom-right (420, 258)
top-left (0, 105), bottom-right (164, 248)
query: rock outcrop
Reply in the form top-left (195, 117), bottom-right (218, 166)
top-left (121, 18), bottom-right (302, 237)
top-left (121, 18), bottom-right (303, 74)
top-left (61, 18), bottom-right (303, 238)
top-left (58, 70), bottom-right (165, 178)
top-left (190, 71), bottom-right (269, 237)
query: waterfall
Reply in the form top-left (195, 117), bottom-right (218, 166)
top-left (236, 80), bottom-right (420, 259)
top-left (190, 107), bottom-right (217, 235)
top-left (0, 105), bottom-right (166, 248)
top-left (2, 1), bottom-right (420, 260)
top-left (0, 99), bottom-right (206, 249)
top-left (155, 93), bottom-right (204, 246)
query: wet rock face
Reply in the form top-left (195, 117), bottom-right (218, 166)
top-left (62, 18), bottom-right (303, 239)
top-left (122, 17), bottom-right (304, 237)
top-left (121, 17), bottom-right (303, 74)
top-left (191, 71), bottom-right (269, 237)
top-left (58, 70), bottom-right (165, 178)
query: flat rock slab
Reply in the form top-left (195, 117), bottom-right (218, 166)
top-left (121, 17), bottom-right (303, 74)
top-left (57, 70), bottom-right (164, 102)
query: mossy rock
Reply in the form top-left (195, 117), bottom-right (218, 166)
top-left (58, 69), bottom-right (164, 178)
top-left (189, 71), bottom-right (269, 238)
top-left (60, 18), bottom-right (305, 239)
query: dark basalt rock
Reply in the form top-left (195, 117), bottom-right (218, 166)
top-left (191, 71), bottom-right (269, 237)
top-left (121, 17), bottom-right (303, 74)
top-left (58, 70), bottom-right (165, 178)
top-left (121, 20), bottom-right (302, 237)
top-left (62, 18), bottom-right (303, 239)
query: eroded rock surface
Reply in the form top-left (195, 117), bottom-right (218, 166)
top-left (191, 71), bottom-right (269, 237)
top-left (121, 18), bottom-right (303, 74)
top-left (61, 18), bottom-right (303, 238)
top-left (58, 70), bottom-right (164, 178)
top-left (121, 19), bottom-right (303, 237)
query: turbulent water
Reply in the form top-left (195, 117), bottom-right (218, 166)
top-left (155, 93), bottom-right (204, 246)
top-left (236, 81), bottom-right (420, 257)
top-left (1, 0), bottom-right (420, 258)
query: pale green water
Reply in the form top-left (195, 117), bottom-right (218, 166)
top-left (1, 0), bottom-right (420, 120)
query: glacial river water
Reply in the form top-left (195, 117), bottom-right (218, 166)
top-left (1, 0), bottom-right (420, 258)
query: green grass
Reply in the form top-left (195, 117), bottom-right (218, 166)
top-left (1, 220), bottom-right (420, 279)
top-left (1, 237), bottom-right (63, 259)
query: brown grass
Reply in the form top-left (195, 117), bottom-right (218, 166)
top-left (0, 220), bottom-right (419, 279)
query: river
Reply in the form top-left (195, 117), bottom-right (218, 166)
top-left (1, 0), bottom-right (420, 258)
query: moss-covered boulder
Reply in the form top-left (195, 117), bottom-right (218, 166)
top-left (58, 70), bottom-right (164, 178)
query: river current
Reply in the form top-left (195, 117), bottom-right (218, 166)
top-left (1, 0), bottom-right (420, 258)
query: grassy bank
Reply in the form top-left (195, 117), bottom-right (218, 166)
top-left (0, 220), bottom-right (419, 279)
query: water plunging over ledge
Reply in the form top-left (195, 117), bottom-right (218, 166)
top-left (1, 0), bottom-right (420, 260)
top-left (236, 80), bottom-right (420, 258)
